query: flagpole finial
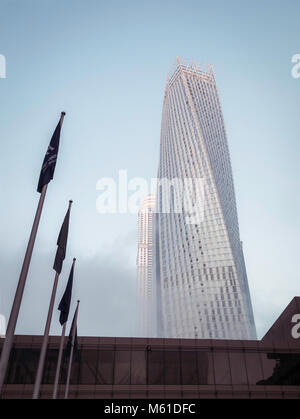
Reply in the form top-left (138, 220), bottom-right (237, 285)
top-left (73, 257), bottom-right (76, 262)
top-left (68, 200), bottom-right (73, 210)
top-left (59, 112), bottom-right (66, 126)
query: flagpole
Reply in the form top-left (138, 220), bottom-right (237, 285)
top-left (52, 258), bottom-right (76, 399)
top-left (33, 200), bottom-right (73, 399)
top-left (64, 300), bottom-right (80, 400)
top-left (0, 184), bottom-right (48, 395)
top-left (52, 322), bottom-right (66, 399)
top-left (0, 112), bottom-right (66, 397)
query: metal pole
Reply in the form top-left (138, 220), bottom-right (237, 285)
top-left (52, 322), bottom-right (66, 399)
top-left (0, 184), bottom-right (48, 395)
top-left (33, 199), bottom-right (73, 399)
top-left (32, 271), bottom-right (60, 399)
top-left (64, 300), bottom-right (80, 400)
top-left (53, 256), bottom-right (76, 399)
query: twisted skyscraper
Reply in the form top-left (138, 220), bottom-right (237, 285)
top-left (154, 59), bottom-right (256, 340)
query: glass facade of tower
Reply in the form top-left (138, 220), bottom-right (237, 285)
top-left (154, 61), bottom-right (256, 340)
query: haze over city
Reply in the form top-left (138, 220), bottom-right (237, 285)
top-left (0, 0), bottom-right (299, 340)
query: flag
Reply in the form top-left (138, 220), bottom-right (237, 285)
top-left (53, 203), bottom-right (71, 274)
top-left (37, 112), bottom-right (65, 193)
top-left (58, 259), bottom-right (75, 325)
top-left (65, 307), bottom-right (78, 362)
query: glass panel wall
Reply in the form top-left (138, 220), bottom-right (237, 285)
top-left (131, 351), bottom-right (146, 384)
top-left (228, 351), bottom-right (247, 384)
top-left (114, 351), bottom-right (130, 384)
top-left (165, 351), bottom-right (180, 384)
top-left (97, 350), bottom-right (114, 384)
top-left (3, 345), bottom-right (300, 387)
top-left (213, 351), bottom-right (231, 384)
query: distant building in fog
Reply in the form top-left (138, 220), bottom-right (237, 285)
top-left (136, 195), bottom-right (155, 337)
top-left (0, 314), bottom-right (6, 338)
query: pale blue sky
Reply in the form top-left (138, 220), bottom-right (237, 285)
top-left (0, 0), bottom-right (299, 338)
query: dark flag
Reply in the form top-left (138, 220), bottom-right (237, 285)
top-left (58, 259), bottom-right (75, 325)
top-left (53, 201), bottom-right (72, 274)
top-left (37, 112), bottom-right (65, 193)
top-left (65, 306), bottom-right (78, 362)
